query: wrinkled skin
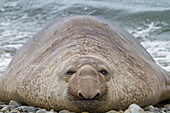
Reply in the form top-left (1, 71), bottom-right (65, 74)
top-left (0, 16), bottom-right (170, 112)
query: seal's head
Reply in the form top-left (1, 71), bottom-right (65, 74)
top-left (61, 56), bottom-right (112, 112)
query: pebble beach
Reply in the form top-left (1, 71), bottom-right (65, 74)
top-left (0, 100), bottom-right (170, 113)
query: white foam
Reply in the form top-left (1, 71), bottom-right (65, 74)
top-left (0, 53), bottom-right (12, 77)
top-left (0, 29), bottom-right (30, 76)
top-left (5, 0), bottom-right (20, 7)
top-left (141, 41), bottom-right (170, 72)
top-left (0, 29), bottom-right (32, 46)
top-left (129, 22), bottom-right (170, 73)
top-left (0, 43), bottom-right (24, 76)
top-left (0, 22), bottom-right (10, 26)
top-left (4, 44), bottom-right (23, 49)
top-left (59, 0), bottom-right (170, 13)
top-left (129, 21), bottom-right (162, 40)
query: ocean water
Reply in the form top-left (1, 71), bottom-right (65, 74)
top-left (0, 0), bottom-right (170, 76)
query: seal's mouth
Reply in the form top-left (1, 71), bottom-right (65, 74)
top-left (68, 99), bottom-right (104, 111)
top-left (67, 95), bottom-right (107, 111)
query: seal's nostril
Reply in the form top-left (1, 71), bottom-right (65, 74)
top-left (93, 92), bottom-right (101, 100)
top-left (96, 92), bottom-right (101, 97)
top-left (78, 91), bottom-right (102, 100)
top-left (78, 92), bottom-right (85, 99)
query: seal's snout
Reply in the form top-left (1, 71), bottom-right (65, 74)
top-left (77, 78), bottom-right (102, 100)
top-left (68, 65), bottom-right (107, 101)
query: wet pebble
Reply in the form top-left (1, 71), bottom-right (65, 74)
top-left (36, 109), bottom-right (47, 113)
top-left (9, 100), bottom-right (19, 107)
top-left (124, 104), bottom-right (145, 113)
top-left (59, 110), bottom-right (70, 113)
top-left (14, 106), bottom-right (38, 112)
top-left (10, 109), bottom-right (21, 113)
top-left (0, 100), bottom-right (170, 113)
top-left (165, 107), bottom-right (170, 112)
top-left (0, 101), bottom-right (6, 105)
top-left (48, 109), bottom-right (57, 113)
top-left (0, 106), bottom-right (10, 112)
top-left (47, 112), bottom-right (57, 113)
top-left (144, 105), bottom-right (155, 111)
top-left (164, 104), bottom-right (170, 108)
top-left (165, 105), bottom-right (170, 112)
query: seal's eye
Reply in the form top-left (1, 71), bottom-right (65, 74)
top-left (99, 69), bottom-right (108, 75)
top-left (66, 70), bottom-right (76, 75)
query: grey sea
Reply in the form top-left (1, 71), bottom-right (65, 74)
top-left (0, 0), bottom-right (170, 76)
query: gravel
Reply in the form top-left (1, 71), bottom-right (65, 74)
top-left (0, 100), bottom-right (170, 113)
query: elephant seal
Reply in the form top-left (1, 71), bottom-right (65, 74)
top-left (0, 16), bottom-right (169, 112)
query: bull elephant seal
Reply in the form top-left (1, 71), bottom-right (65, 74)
top-left (0, 16), bottom-right (170, 112)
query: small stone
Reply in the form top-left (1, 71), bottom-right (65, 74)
top-left (47, 109), bottom-right (57, 113)
top-left (164, 104), bottom-right (170, 108)
top-left (167, 107), bottom-right (170, 111)
top-left (153, 107), bottom-right (163, 113)
top-left (36, 109), bottom-right (47, 113)
top-left (9, 100), bottom-right (19, 107)
top-left (144, 105), bottom-right (155, 111)
top-left (50, 109), bottom-right (55, 112)
top-left (124, 104), bottom-right (145, 113)
top-left (0, 101), bottom-right (6, 105)
top-left (0, 105), bottom-right (8, 107)
top-left (0, 105), bottom-right (7, 110)
top-left (165, 105), bottom-right (170, 112)
top-left (10, 109), bottom-right (21, 113)
top-left (59, 110), bottom-right (70, 113)
top-left (0, 106), bottom-right (10, 112)
top-left (159, 107), bottom-right (166, 111)
top-left (15, 106), bottom-right (36, 112)
top-left (106, 110), bottom-right (120, 113)
top-left (145, 112), bottom-right (155, 113)
top-left (9, 105), bottom-right (16, 111)
top-left (118, 110), bottom-right (124, 113)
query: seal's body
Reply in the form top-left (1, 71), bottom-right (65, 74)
top-left (0, 16), bottom-right (169, 112)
